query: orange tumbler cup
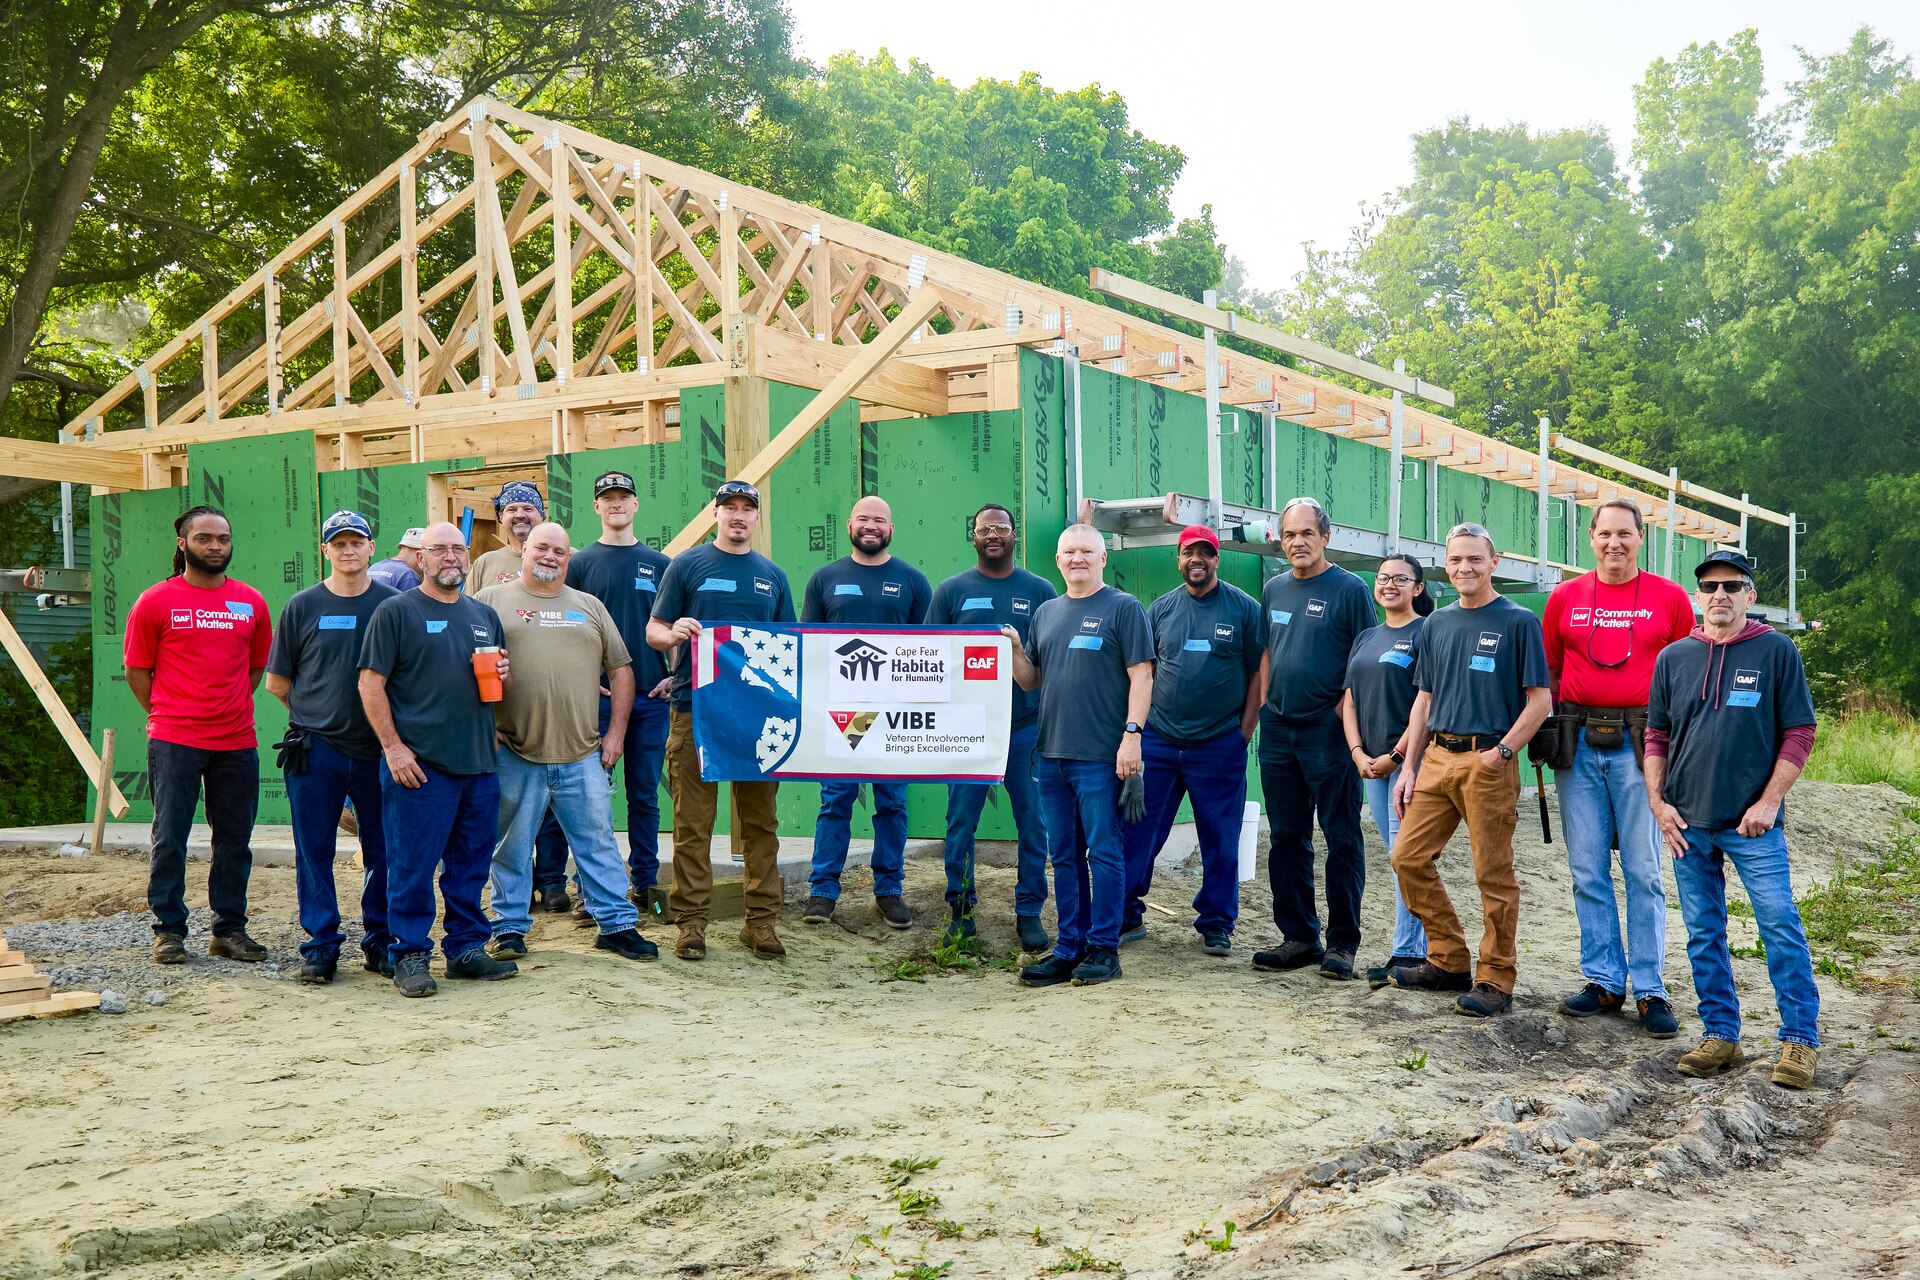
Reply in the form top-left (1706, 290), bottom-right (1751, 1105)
top-left (472, 646), bottom-right (504, 702)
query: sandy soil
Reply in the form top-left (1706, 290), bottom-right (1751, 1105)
top-left (2, 780), bottom-right (1917, 1280)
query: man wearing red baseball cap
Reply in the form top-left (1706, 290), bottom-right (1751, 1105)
top-left (1120, 526), bottom-right (1266, 956)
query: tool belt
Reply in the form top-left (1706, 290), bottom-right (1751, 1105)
top-left (1558, 701), bottom-right (1649, 769)
top-left (1433, 732), bottom-right (1503, 754)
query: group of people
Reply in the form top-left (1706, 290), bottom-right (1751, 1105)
top-left (121, 478), bottom-right (1823, 1088)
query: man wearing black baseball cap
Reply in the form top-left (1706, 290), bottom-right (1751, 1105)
top-left (1647, 549), bottom-right (1822, 1089)
top-left (646, 479), bottom-right (796, 961)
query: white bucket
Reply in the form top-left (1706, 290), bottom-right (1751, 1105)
top-left (1238, 801), bottom-right (1260, 882)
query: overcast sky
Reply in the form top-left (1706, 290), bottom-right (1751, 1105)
top-left (779, 1), bottom-right (1920, 295)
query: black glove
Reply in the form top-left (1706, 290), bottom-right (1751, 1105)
top-left (1120, 771), bottom-right (1146, 824)
top-left (273, 727), bottom-right (311, 776)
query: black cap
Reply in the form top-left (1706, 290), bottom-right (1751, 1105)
top-left (594, 471), bottom-right (637, 498)
top-left (1694, 549), bottom-right (1755, 581)
top-left (714, 479), bottom-right (761, 508)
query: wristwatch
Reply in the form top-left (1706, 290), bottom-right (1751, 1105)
top-left (1124, 722), bottom-right (1142, 735)
top-left (1496, 743), bottom-right (1514, 761)
top-left (1389, 748), bottom-right (1405, 765)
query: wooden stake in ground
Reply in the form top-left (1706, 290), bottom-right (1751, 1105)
top-left (89, 727), bottom-right (118, 857)
top-left (0, 608), bottom-right (129, 816)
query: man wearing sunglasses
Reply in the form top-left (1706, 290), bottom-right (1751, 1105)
top-left (1542, 498), bottom-right (1695, 1038)
top-left (1646, 550), bottom-right (1820, 1089)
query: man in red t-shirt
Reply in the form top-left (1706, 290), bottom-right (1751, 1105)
top-left (123, 505), bottom-right (273, 965)
top-left (1543, 498), bottom-right (1696, 1037)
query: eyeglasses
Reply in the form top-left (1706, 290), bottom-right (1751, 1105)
top-left (974, 522), bottom-right (1013, 537)
top-left (1697, 579), bottom-right (1750, 596)
top-left (422, 544), bottom-right (469, 558)
top-left (1375, 574), bottom-right (1416, 586)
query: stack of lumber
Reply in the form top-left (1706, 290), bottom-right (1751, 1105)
top-left (0, 930), bottom-right (99, 1024)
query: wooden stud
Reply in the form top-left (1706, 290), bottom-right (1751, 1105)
top-left (88, 727), bottom-right (116, 856)
top-left (0, 608), bottom-right (129, 814)
top-left (331, 219), bottom-right (350, 408)
top-left (400, 160), bottom-right (421, 406)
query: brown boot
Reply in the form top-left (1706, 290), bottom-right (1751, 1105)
top-left (1676, 1037), bottom-right (1743, 1078)
top-left (1770, 1042), bottom-right (1817, 1090)
top-left (675, 923), bottom-right (707, 960)
top-left (739, 921), bottom-right (786, 959)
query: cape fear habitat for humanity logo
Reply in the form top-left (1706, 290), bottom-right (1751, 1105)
top-left (835, 639), bottom-right (888, 681)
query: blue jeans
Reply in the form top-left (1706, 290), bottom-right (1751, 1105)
top-left (1038, 757), bottom-right (1126, 957)
top-left (1559, 738), bottom-right (1668, 999)
top-left (285, 736), bottom-right (390, 962)
top-left (1671, 826), bottom-right (1821, 1047)
top-left (147, 739), bottom-right (258, 938)
top-left (533, 699), bottom-right (668, 891)
top-left (944, 720), bottom-right (1048, 914)
top-left (1362, 768), bottom-right (1428, 959)
top-left (809, 781), bottom-right (908, 901)
top-left (381, 761), bottom-right (498, 960)
top-left (1122, 727), bottom-right (1249, 936)
top-left (491, 748), bottom-right (642, 939)
top-left (1258, 714), bottom-right (1366, 951)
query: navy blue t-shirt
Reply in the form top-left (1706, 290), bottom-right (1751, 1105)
top-left (1650, 627), bottom-right (1817, 831)
top-left (567, 540), bottom-right (671, 698)
top-left (650, 542), bottom-right (795, 709)
top-left (802, 556), bottom-right (931, 625)
top-left (927, 566), bottom-right (1057, 731)
top-left (267, 580), bottom-right (399, 759)
top-left (1344, 618), bottom-right (1426, 759)
top-left (1024, 586), bottom-right (1155, 761)
top-left (358, 590), bottom-right (504, 775)
top-left (1415, 596), bottom-right (1550, 737)
top-left (1145, 582), bottom-right (1266, 744)
top-left (1261, 564), bottom-right (1375, 725)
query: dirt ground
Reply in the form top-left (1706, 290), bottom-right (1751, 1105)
top-left (2, 780), bottom-right (1918, 1280)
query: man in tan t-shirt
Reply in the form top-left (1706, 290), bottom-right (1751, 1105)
top-left (477, 522), bottom-right (656, 962)
top-left (471, 481), bottom-right (544, 589)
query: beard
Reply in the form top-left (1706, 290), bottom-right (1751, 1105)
top-left (509, 518), bottom-right (535, 541)
top-left (183, 546), bottom-right (230, 575)
top-left (529, 564), bottom-right (562, 584)
top-left (853, 528), bottom-right (892, 554)
top-left (431, 565), bottom-right (466, 589)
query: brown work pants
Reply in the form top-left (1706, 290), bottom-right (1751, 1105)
top-left (1389, 742), bottom-right (1522, 991)
top-left (665, 710), bottom-right (782, 927)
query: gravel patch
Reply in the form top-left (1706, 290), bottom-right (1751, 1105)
top-left (7, 908), bottom-right (306, 995)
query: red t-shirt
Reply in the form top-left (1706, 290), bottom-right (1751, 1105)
top-left (1544, 570), bottom-right (1695, 708)
top-left (123, 576), bottom-right (273, 750)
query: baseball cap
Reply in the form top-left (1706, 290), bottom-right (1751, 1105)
top-left (397, 527), bottom-right (426, 549)
top-left (321, 510), bottom-right (372, 542)
top-left (1694, 549), bottom-right (1755, 581)
top-left (1177, 524), bottom-right (1219, 550)
top-left (714, 479), bottom-right (761, 508)
top-left (594, 470), bottom-right (637, 498)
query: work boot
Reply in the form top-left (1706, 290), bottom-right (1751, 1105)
top-left (740, 922), bottom-right (786, 959)
top-left (1455, 982), bottom-right (1514, 1017)
top-left (152, 934), bottom-right (188, 965)
top-left (209, 931), bottom-right (268, 963)
top-left (595, 929), bottom-right (660, 961)
top-left (675, 924), bottom-right (707, 960)
top-left (362, 948), bottom-right (394, 979)
top-left (571, 904), bottom-right (595, 929)
top-left (1251, 939), bottom-right (1324, 972)
top-left (1018, 952), bottom-right (1081, 988)
top-left (338, 806), bottom-right (358, 837)
top-left (1638, 996), bottom-right (1681, 1039)
top-left (392, 951), bottom-right (437, 998)
top-left (1771, 1043), bottom-right (1817, 1090)
top-left (1389, 959), bottom-right (1472, 992)
top-left (1016, 915), bottom-right (1050, 953)
top-left (940, 910), bottom-right (978, 948)
top-left (1201, 930), bottom-right (1233, 957)
top-left (486, 932), bottom-right (528, 961)
top-left (1117, 921), bottom-right (1147, 946)
top-left (1366, 954), bottom-right (1423, 990)
top-left (445, 947), bottom-right (519, 980)
top-left (1676, 1038), bottom-right (1743, 1078)
top-left (295, 952), bottom-right (338, 985)
top-left (535, 885), bottom-right (572, 914)
top-left (876, 895), bottom-right (913, 930)
top-left (1069, 946), bottom-right (1122, 986)
top-left (802, 896), bottom-right (836, 925)
top-left (1318, 948), bottom-right (1357, 981)
top-left (1559, 982), bottom-right (1625, 1018)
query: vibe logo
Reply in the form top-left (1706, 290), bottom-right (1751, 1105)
top-left (836, 639), bottom-right (887, 681)
top-left (829, 709), bottom-right (879, 750)
top-left (963, 646), bottom-right (998, 679)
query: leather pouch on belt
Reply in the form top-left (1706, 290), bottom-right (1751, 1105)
top-left (1583, 710), bottom-right (1626, 753)
top-left (1529, 714), bottom-right (1580, 772)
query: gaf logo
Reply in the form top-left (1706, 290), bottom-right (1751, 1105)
top-left (1305, 599), bottom-right (1328, 619)
top-left (1734, 669), bottom-right (1760, 689)
top-left (170, 608), bottom-right (193, 629)
top-left (1213, 623), bottom-right (1235, 642)
top-left (1012, 598), bottom-right (1031, 614)
top-left (1569, 607), bottom-right (1593, 627)
top-left (882, 581), bottom-right (903, 597)
top-left (753, 577), bottom-right (775, 597)
top-left (1079, 616), bottom-right (1102, 632)
top-left (963, 646), bottom-right (998, 680)
top-left (836, 638), bottom-right (887, 680)
top-left (1477, 631), bottom-right (1502, 652)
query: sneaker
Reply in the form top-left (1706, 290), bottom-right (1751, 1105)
top-left (1318, 948), bottom-right (1357, 981)
top-left (445, 947), bottom-right (519, 980)
top-left (1016, 915), bottom-right (1050, 953)
top-left (1676, 1037), bottom-right (1743, 1078)
top-left (1638, 996), bottom-right (1681, 1039)
top-left (295, 953), bottom-right (338, 984)
top-left (486, 932), bottom-right (528, 961)
top-left (571, 904), bottom-right (595, 929)
top-left (740, 922), bottom-right (787, 959)
top-left (1559, 982), bottom-right (1626, 1018)
top-left (1070, 946), bottom-right (1122, 986)
top-left (876, 895), bottom-right (913, 930)
top-left (940, 911), bottom-right (978, 947)
top-left (1200, 931), bottom-right (1233, 957)
top-left (802, 896), bottom-right (836, 925)
top-left (1019, 952), bottom-right (1081, 988)
top-left (1389, 960), bottom-right (1473, 992)
top-left (1251, 940), bottom-right (1324, 972)
top-left (362, 949), bottom-right (394, 979)
top-left (1118, 922), bottom-right (1147, 946)
top-left (1455, 982), bottom-right (1514, 1017)
top-left (675, 925), bottom-right (707, 960)
top-left (1771, 1043), bottom-right (1817, 1090)
top-left (535, 886), bottom-right (572, 914)
top-left (152, 934), bottom-right (188, 965)
top-left (595, 929), bottom-right (660, 961)
top-left (393, 951), bottom-right (437, 998)
top-left (208, 931), bottom-right (268, 963)
top-left (1366, 954), bottom-right (1423, 990)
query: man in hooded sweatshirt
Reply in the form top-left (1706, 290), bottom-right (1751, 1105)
top-left (1646, 550), bottom-right (1820, 1090)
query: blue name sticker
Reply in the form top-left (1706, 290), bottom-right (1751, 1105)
top-left (961, 596), bottom-right (994, 611)
top-left (564, 610), bottom-right (588, 622)
top-left (1271, 609), bottom-right (1292, 626)
top-left (1727, 691), bottom-right (1762, 707)
top-left (635, 577), bottom-right (656, 592)
top-left (1469, 655), bottom-right (1495, 672)
top-left (699, 578), bottom-right (737, 593)
top-left (426, 620), bottom-right (448, 634)
top-left (834, 583), bottom-right (864, 596)
top-left (225, 600), bottom-right (254, 617)
top-left (1183, 638), bottom-right (1213, 652)
top-left (1069, 635), bottom-right (1104, 651)
top-left (1379, 649), bottom-right (1413, 667)
top-left (317, 615), bottom-right (357, 631)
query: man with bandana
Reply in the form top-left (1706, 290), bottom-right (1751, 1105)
top-left (472, 481), bottom-right (545, 589)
